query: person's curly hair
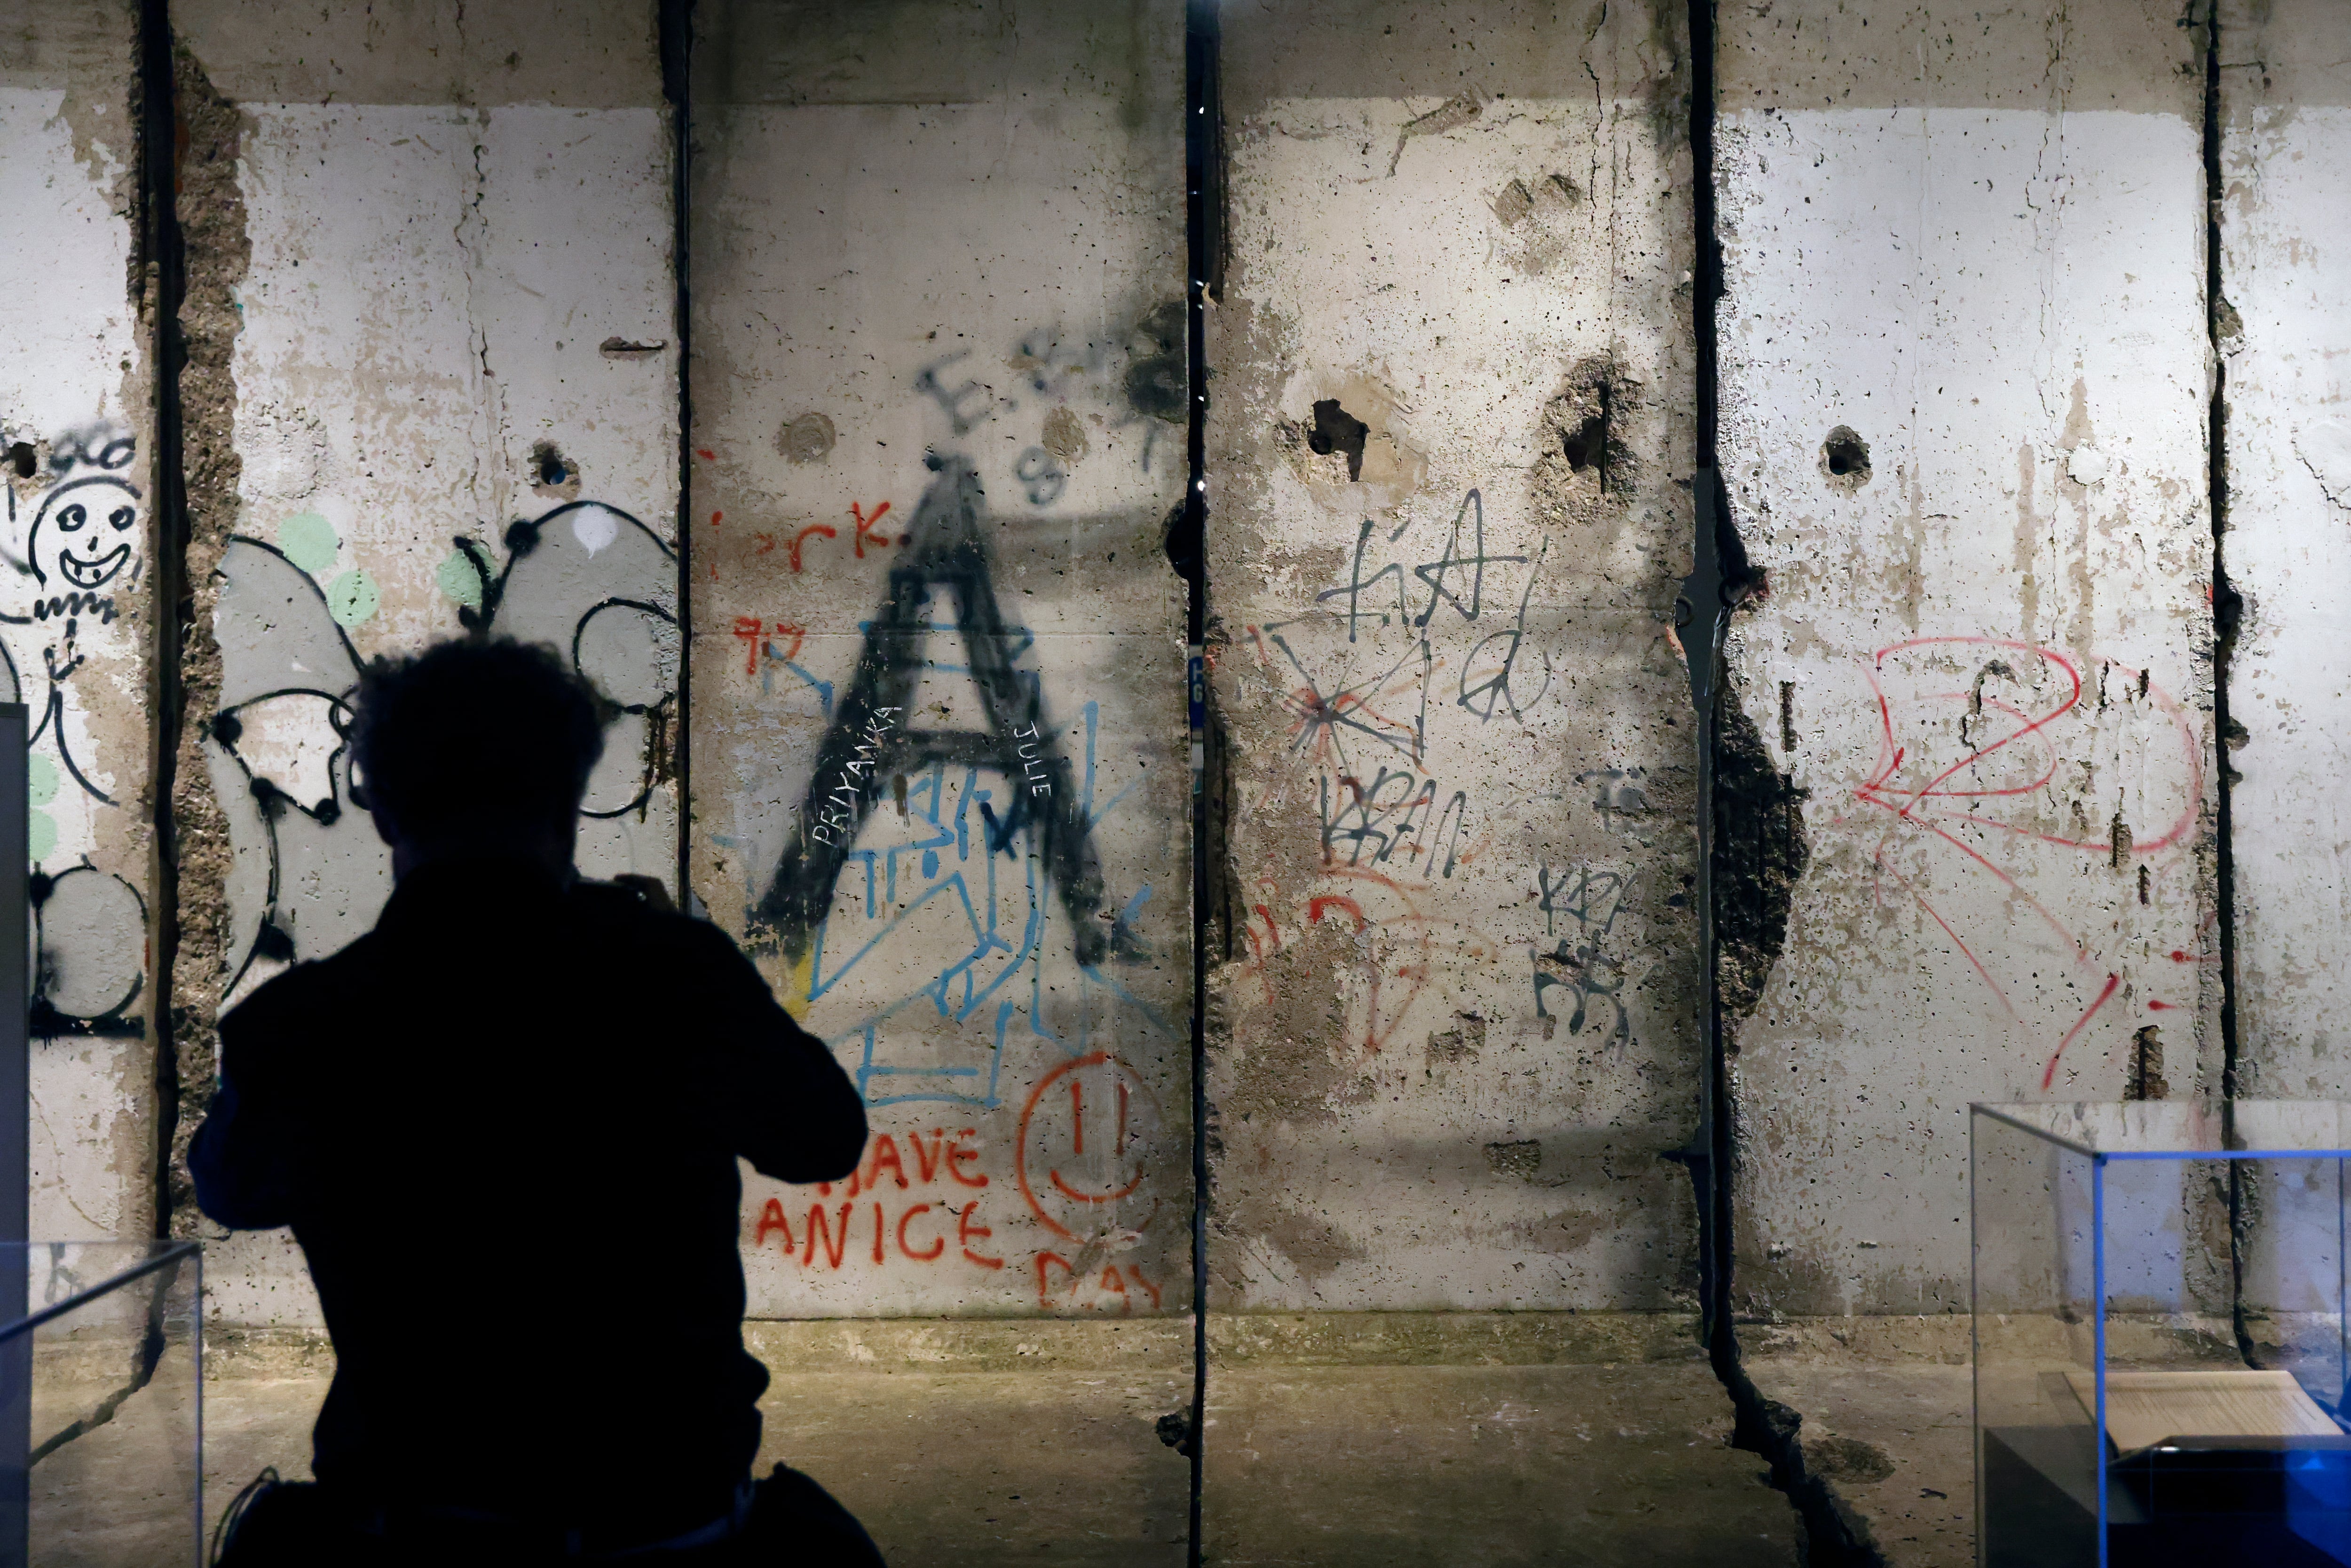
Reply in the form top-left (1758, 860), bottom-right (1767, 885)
top-left (350, 638), bottom-right (606, 840)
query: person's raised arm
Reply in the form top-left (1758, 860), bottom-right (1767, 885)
top-left (686, 923), bottom-right (867, 1183)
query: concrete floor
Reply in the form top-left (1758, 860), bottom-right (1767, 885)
top-left (1739, 1314), bottom-right (2249, 1566)
top-left (39, 1314), bottom-right (1807, 1566)
top-left (40, 1309), bottom-right (2292, 1566)
top-left (27, 1369), bottom-right (200, 1568)
top-left (1203, 1363), bottom-right (1795, 1566)
top-left (1746, 1355), bottom-right (1974, 1566)
top-left (1199, 1311), bottom-right (1798, 1566)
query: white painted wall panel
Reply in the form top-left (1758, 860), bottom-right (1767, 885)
top-left (1716, 3), bottom-right (2216, 1315)
top-left (1205, 0), bottom-right (1702, 1312)
top-left (690, 0), bottom-right (1192, 1317)
top-left (0, 1), bottom-right (157, 1244)
top-left (2217, 0), bottom-right (2351, 1100)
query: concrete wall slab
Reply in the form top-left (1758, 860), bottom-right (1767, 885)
top-left (1205, 0), bottom-right (1701, 1313)
top-left (2217, 0), bottom-right (2351, 1098)
top-left (1716, 0), bottom-right (2217, 1316)
top-left (174, 0), bottom-right (676, 1323)
top-left (688, 0), bottom-right (1192, 1318)
top-left (0, 0), bottom-right (156, 1244)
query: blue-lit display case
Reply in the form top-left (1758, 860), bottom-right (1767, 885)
top-left (1974, 1103), bottom-right (2351, 1567)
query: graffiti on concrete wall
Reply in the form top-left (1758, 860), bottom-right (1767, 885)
top-left (1223, 481), bottom-right (1656, 1059)
top-left (712, 299), bottom-right (1186, 1311)
top-left (742, 1058), bottom-right (1171, 1314)
top-left (0, 424), bottom-right (149, 1038)
top-left (757, 454), bottom-right (1143, 1044)
top-left (1834, 637), bottom-right (2200, 1089)
top-left (1531, 864), bottom-right (1631, 1047)
top-left (206, 499), bottom-right (678, 1002)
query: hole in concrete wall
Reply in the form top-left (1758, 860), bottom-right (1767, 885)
top-left (531, 440), bottom-right (576, 494)
top-left (1561, 392), bottom-right (1612, 492)
top-left (1306, 399), bottom-right (1369, 481)
top-left (1820, 426), bottom-right (1870, 486)
top-left (7, 442), bottom-right (33, 481)
top-left (1532, 359), bottom-right (1635, 517)
top-left (2126, 1025), bottom-right (2167, 1101)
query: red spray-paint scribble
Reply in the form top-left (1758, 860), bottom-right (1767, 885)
top-left (732, 619), bottom-right (808, 676)
top-left (789, 524), bottom-right (836, 572)
top-left (1233, 865), bottom-right (1443, 1056)
top-left (1849, 638), bottom-right (2201, 1089)
top-left (851, 500), bottom-right (894, 556)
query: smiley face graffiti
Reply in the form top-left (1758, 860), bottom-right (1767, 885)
top-left (0, 422), bottom-right (148, 1040)
top-left (29, 476), bottom-right (139, 592)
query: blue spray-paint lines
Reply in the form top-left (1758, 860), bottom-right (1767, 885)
top-left (753, 456), bottom-right (1169, 1107)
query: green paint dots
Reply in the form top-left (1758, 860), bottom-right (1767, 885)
top-left (29, 755), bottom-right (58, 859)
top-left (327, 568), bottom-right (380, 627)
top-left (436, 550), bottom-right (483, 610)
top-left (277, 512), bottom-right (340, 574)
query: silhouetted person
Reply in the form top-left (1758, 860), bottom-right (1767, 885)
top-left (193, 638), bottom-right (880, 1566)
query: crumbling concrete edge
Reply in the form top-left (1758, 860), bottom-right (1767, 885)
top-left (1678, 0), bottom-right (1881, 1560)
top-left (160, 40), bottom-right (249, 1236)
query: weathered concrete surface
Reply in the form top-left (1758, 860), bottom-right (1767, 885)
top-left (1744, 1354), bottom-right (1973, 1568)
top-left (688, 0), bottom-right (1191, 1317)
top-left (198, 1317), bottom-right (1791, 1567)
top-left (23, 1253), bottom-right (204, 1566)
top-left (200, 1321), bottom-right (1189, 1566)
top-left (1741, 1314), bottom-right (2245, 1566)
top-left (1716, 0), bottom-right (2217, 1317)
top-left (2217, 1), bottom-right (2351, 1095)
top-left (1205, 0), bottom-right (1702, 1314)
top-left (1204, 1315), bottom-right (1799, 1564)
top-left (762, 1366), bottom-right (1190, 1567)
top-left (0, 0), bottom-right (158, 1244)
top-left (31, 1368), bottom-right (201, 1568)
top-left (172, 0), bottom-right (678, 1322)
top-left (1203, 1359), bottom-right (1798, 1566)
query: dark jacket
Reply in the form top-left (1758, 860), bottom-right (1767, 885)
top-left (190, 859), bottom-right (865, 1538)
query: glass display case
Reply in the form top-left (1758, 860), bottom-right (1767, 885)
top-left (0, 1239), bottom-right (202, 1567)
top-left (1973, 1103), bottom-right (2351, 1567)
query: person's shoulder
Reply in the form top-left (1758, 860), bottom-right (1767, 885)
top-left (568, 878), bottom-right (759, 971)
top-left (216, 936), bottom-right (378, 1054)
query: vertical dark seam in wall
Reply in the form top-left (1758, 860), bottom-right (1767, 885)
top-left (15, 0), bottom-right (218, 1467)
top-left (1182, 2), bottom-right (1221, 1562)
top-left (1679, 5), bottom-right (1876, 1561)
top-left (140, 0), bottom-right (186, 1245)
top-left (1683, 0), bottom-right (1727, 1360)
top-left (661, 0), bottom-right (695, 908)
top-left (1185, 6), bottom-right (1223, 1561)
top-left (2201, 0), bottom-right (2255, 1365)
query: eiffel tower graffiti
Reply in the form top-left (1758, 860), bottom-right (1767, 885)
top-left (755, 454), bottom-right (1134, 973)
